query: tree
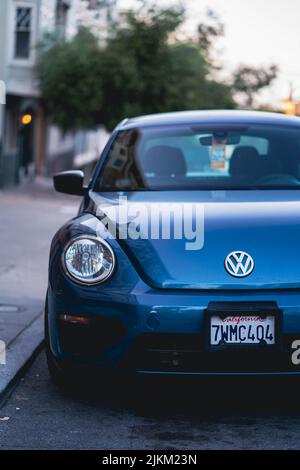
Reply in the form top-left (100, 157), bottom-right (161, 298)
top-left (36, 29), bottom-right (104, 130)
top-left (37, 5), bottom-right (236, 130)
top-left (232, 64), bottom-right (278, 108)
top-left (98, 6), bottom-right (235, 128)
top-left (95, 6), bottom-right (186, 128)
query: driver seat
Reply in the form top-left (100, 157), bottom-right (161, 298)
top-left (229, 146), bottom-right (262, 178)
top-left (141, 145), bottom-right (187, 178)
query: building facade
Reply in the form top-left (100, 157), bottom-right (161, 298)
top-left (0, 0), bottom-right (110, 187)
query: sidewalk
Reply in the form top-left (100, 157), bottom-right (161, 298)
top-left (0, 178), bottom-right (79, 399)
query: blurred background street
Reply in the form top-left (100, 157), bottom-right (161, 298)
top-left (1, 0), bottom-right (299, 191)
top-left (0, 179), bottom-right (77, 307)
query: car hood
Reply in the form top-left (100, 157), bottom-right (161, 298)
top-left (89, 190), bottom-right (300, 290)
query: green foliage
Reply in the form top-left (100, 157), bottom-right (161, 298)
top-left (36, 5), bottom-right (273, 131)
top-left (95, 7), bottom-right (184, 128)
top-left (36, 29), bottom-right (104, 130)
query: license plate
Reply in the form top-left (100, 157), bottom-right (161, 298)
top-left (210, 315), bottom-right (275, 346)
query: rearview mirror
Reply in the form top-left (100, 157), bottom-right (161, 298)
top-left (53, 170), bottom-right (86, 196)
top-left (199, 134), bottom-right (241, 146)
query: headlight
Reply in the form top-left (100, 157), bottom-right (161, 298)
top-left (62, 235), bottom-right (115, 284)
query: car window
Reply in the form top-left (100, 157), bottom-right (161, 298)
top-left (94, 125), bottom-right (300, 190)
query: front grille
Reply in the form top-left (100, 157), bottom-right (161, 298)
top-left (58, 316), bottom-right (127, 356)
top-left (121, 333), bottom-right (300, 373)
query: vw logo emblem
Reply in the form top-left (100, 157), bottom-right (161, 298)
top-left (225, 251), bottom-right (254, 277)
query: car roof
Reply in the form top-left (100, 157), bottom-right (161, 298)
top-left (117, 110), bottom-right (300, 130)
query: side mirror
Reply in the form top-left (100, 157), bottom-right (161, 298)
top-left (53, 170), bottom-right (87, 196)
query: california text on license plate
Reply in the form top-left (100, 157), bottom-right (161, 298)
top-left (210, 315), bottom-right (275, 346)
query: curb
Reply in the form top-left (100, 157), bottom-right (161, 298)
top-left (0, 312), bottom-right (44, 403)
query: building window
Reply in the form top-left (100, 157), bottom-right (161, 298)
top-left (55, 1), bottom-right (70, 39)
top-left (14, 7), bottom-right (32, 59)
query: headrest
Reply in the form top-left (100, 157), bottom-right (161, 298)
top-left (142, 145), bottom-right (186, 177)
top-left (229, 146), bottom-right (261, 177)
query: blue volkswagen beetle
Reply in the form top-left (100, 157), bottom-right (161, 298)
top-left (45, 110), bottom-right (300, 386)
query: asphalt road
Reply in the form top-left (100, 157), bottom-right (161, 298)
top-left (1, 350), bottom-right (300, 450)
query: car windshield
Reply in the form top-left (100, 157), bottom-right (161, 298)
top-left (94, 124), bottom-right (300, 190)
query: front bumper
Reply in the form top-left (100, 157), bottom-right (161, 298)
top-left (47, 281), bottom-right (300, 376)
